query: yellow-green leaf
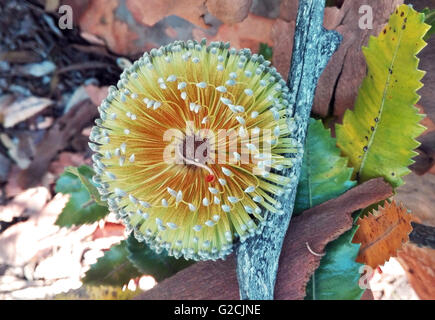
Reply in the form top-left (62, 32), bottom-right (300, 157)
top-left (336, 4), bottom-right (430, 189)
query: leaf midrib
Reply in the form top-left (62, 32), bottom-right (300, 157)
top-left (358, 218), bottom-right (401, 255)
top-left (358, 11), bottom-right (406, 178)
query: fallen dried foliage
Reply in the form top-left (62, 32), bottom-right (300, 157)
top-left (136, 178), bottom-right (393, 300)
top-left (353, 201), bottom-right (414, 269)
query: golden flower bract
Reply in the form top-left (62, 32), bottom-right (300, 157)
top-left (90, 40), bottom-right (294, 260)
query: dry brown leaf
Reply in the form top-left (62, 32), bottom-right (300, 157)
top-left (278, 0), bottom-right (298, 23)
top-left (206, 0), bottom-right (252, 24)
top-left (353, 200), bottom-right (414, 269)
top-left (0, 193), bottom-right (68, 265)
top-left (0, 187), bottom-right (50, 222)
top-left (77, 0), bottom-right (142, 56)
top-left (48, 152), bottom-right (87, 177)
top-left (84, 85), bottom-right (109, 107)
top-left (126, 0), bottom-right (207, 28)
top-left (271, 18), bottom-right (295, 80)
top-left (397, 243), bottom-right (435, 300)
top-left (1, 96), bottom-right (53, 128)
top-left (413, 104), bottom-right (435, 175)
top-left (193, 14), bottom-right (274, 52)
top-left (395, 172), bottom-right (435, 226)
top-left (312, 0), bottom-right (403, 118)
top-left (92, 222), bottom-right (125, 240)
top-left (410, 148), bottom-right (434, 176)
top-left (17, 99), bottom-right (98, 189)
top-left (5, 165), bottom-right (25, 198)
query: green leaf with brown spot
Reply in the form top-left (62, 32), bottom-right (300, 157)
top-left (336, 4), bottom-right (430, 189)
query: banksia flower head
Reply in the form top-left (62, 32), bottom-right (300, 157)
top-left (90, 40), bottom-right (294, 261)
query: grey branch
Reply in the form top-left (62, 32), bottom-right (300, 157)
top-left (235, 0), bottom-right (342, 300)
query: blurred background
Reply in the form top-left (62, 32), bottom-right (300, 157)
top-left (0, 0), bottom-right (433, 299)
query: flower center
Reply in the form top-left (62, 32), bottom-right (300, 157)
top-left (179, 134), bottom-right (210, 166)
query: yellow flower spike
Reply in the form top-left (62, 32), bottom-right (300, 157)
top-left (90, 40), bottom-right (294, 261)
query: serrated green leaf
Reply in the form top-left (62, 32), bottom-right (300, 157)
top-left (126, 234), bottom-right (194, 282)
top-left (296, 119), bottom-right (361, 299)
top-left (83, 240), bottom-right (142, 286)
top-left (305, 226), bottom-right (365, 300)
top-left (295, 118), bottom-right (356, 215)
top-left (422, 7), bottom-right (435, 40)
top-left (55, 165), bottom-right (109, 227)
top-left (336, 4), bottom-right (430, 189)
